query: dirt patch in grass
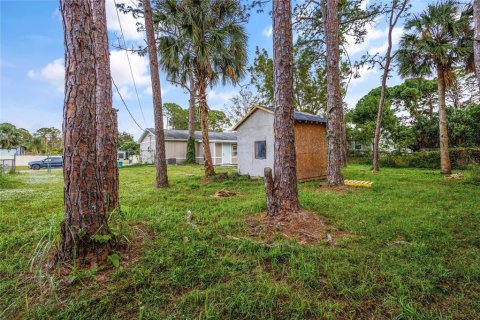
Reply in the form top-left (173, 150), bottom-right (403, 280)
top-left (314, 182), bottom-right (357, 194)
top-left (212, 188), bottom-right (242, 198)
top-left (245, 211), bottom-right (347, 246)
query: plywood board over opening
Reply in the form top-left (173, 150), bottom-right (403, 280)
top-left (294, 123), bottom-right (327, 181)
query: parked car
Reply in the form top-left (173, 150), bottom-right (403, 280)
top-left (28, 157), bottom-right (63, 170)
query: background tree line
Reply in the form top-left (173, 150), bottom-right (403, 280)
top-left (0, 123), bottom-right (62, 154)
top-left (163, 103), bottom-right (231, 132)
top-left (0, 122), bottom-right (139, 157)
top-left (348, 74), bottom-right (480, 153)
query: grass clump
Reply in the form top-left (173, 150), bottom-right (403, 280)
top-left (466, 164), bottom-right (480, 185)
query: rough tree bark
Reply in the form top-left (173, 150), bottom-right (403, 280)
top-left (265, 0), bottom-right (300, 218)
top-left (197, 79), bottom-right (216, 177)
top-left (373, 0), bottom-right (408, 173)
top-left (323, 0), bottom-right (344, 186)
top-left (57, 0), bottom-right (110, 266)
top-left (144, 0), bottom-right (168, 188)
top-left (91, 0), bottom-right (119, 212)
top-left (474, 0), bottom-right (480, 89)
top-left (437, 65), bottom-right (452, 174)
top-left (186, 71), bottom-right (197, 163)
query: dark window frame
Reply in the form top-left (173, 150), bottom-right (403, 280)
top-left (254, 141), bottom-right (266, 159)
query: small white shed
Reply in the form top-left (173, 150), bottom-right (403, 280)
top-left (233, 106), bottom-right (328, 181)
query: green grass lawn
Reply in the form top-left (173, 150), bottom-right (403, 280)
top-left (1, 165), bottom-right (479, 319)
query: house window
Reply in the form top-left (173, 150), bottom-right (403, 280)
top-left (254, 141), bottom-right (266, 159)
top-left (232, 144), bottom-right (237, 157)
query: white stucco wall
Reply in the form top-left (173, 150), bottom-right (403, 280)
top-left (237, 109), bottom-right (274, 177)
top-left (139, 132), bottom-right (156, 164)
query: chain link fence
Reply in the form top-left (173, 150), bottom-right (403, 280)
top-left (0, 158), bottom-right (16, 174)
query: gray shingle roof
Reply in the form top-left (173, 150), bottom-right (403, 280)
top-left (147, 129), bottom-right (237, 141)
top-left (262, 106), bottom-right (327, 123)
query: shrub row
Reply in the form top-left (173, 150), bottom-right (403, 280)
top-left (377, 148), bottom-right (480, 169)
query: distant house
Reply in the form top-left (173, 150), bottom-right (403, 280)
top-left (138, 129), bottom-right (237, 165)
top-left (233, 106), bottom-right (327, 181)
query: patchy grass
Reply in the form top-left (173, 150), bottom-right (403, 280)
top-left (1, 165), bottom-right (479, 319)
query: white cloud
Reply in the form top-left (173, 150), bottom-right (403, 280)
top-left (28, 50), bottom-right (151, 94)
top-left (105, 0), bottom-right (144, 42)
top-left (263, 26), bottom-right (273, 38)
top-left (27, 58), bottom-right (64, 91)
top-left (345, 21), bottom-right (385, 56)
top-left (207, 89), bottom-right (238, 105)
top-left (142, 85), bottom-right (172, 96)
top-left (116, 85), bottom-right (132, 99)
top-left (368, 27), bottom-right (404, 55)
top-left (349, 66), bottom-right (378, 87)
top-left (110, 49), bottom-right (150, 87)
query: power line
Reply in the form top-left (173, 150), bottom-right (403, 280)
top-left (113, 0), bottom-right (147, 126)
top-left (112, 78), bottom-right (144, 131)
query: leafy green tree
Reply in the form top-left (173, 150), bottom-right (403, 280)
top-left (248, 46), bottom-right (333, 116)
top-left (207, 110), bottom-right (231, 132)
top-left (117, 132), bottom-right (139, 156)
top-left (348, 87), bottom-right (410, 152)
top-left (396, 0), bottom-right (473, 174)
top-left (158, 0), bottom-right (248, 177)
top-left (389, 78), bottom-right (438, 118)
top-left (163, 103), bottom-right (189, 130)
top-left (224, 84), bottom-right (259, 124)
top-left (35, 127), bottom-right (61, 153)
top-left (17, 128), bottom-right (32, 147)
top-left (0, 123), bottom-right (21, 149)
top-left (28, 136), bottom-right (44, 155)
top-left (164, 102), bottom-right (230, 132)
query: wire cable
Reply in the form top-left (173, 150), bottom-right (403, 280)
top-left (112, 78), bottom-right (144, 131)
top-left (113, 0), bottom-right (147, 126)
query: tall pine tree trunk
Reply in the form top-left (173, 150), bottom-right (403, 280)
top-left (57, 0), bottom-right (110, 266)
top-left (91, 0), bottom-right (119, 212)
top-left (198, 79), bottom-right (215, 177)
top-left (144, 0), bottom-right (168, 188)
top-left (186, 71), bottom-right (196, 163)
top-left (474, 0), bottom-right (480, 89)
top-left (373, 0), bottom-right (406, 173)
top-left (265, 0), bottom-right (300, 218)
top-left (323, 0), bottom-right (344, 186)
top-left (437, 65), bottom-right (451, 174)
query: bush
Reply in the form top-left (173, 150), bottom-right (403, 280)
top-left (185, 136), bottom-right (196, 164)
top-left (466, 164), bottom-right (480, 185)
top-left (378, 148), bottom-right (480, 169)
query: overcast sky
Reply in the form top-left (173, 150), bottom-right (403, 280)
top-left (0, 0), bottom-right (428, 139)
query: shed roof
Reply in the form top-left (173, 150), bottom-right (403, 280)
top-left (232, 106), bottom-right (327, 130)
top-left (138, 129), bottom-right (237, 143)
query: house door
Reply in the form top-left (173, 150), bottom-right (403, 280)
top-left (222, 143), bottom-right (232, 164)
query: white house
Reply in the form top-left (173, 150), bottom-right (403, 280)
top-left (138, 129), bottom-right (237, 165)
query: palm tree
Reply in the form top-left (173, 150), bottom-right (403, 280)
top-left (154, 1), bottom-right (197, 164)
top-left (158, 0), bottom-right (248, 177)
top-left (396, 0), bottom-right (473, 174)
top-left (28, 136), bottom-right (44, 155)
top-left (0, 124), bottom-right (20, 149)
top-left (474, 0), bottom-right (480, 89)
